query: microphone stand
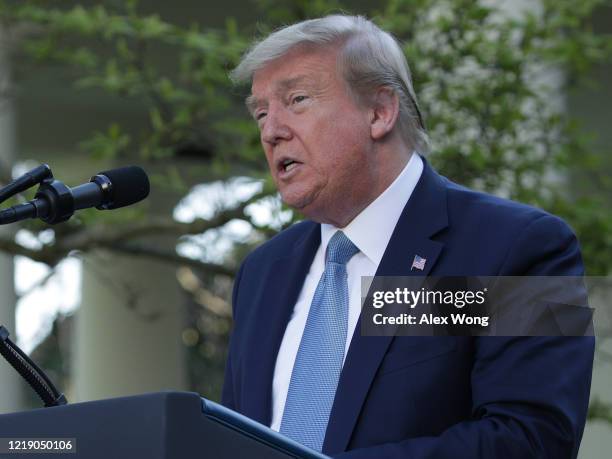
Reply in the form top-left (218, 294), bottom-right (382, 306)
top-left (0, 326), bottom-right (67, 407)
top-left (0, 164), bottom-right (68, 407)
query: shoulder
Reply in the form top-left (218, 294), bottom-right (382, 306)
top-left (441, 176), bottom-right (575, 238)
top-left (240, 219), bottom-right (318, 268)
top-left (437, 175), bottom-right (582, 275)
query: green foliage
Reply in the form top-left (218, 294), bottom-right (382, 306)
top-left (252, 0), bottom-right (345, 27)
top-left (5, 1), bottom-right (256, 172)
top-left (588, 397), bottom-right (612, 424)
top-left (81, 123), bottom-right (131, 160)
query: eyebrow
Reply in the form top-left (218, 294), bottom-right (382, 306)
top-left (245, 75), bottom-right (314, 115)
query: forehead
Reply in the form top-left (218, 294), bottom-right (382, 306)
top-left (250, 45), bottom-right (341, 98)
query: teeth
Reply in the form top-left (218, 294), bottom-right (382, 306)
top-left (285, 162), bottom-right (298, 172)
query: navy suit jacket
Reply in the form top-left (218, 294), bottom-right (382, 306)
top-left (222, 159), bottom-right (594, 458)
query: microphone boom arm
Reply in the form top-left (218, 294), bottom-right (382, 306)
top-left (0, 325), bottom-right (67, 408)
top-left (0, 164), bottom-right (52, 205)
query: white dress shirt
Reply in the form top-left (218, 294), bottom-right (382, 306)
top-left (269, 153), bottom-right (424, 431)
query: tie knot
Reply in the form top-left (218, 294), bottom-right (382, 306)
top-left (326, 231), bottom-right (359, 265)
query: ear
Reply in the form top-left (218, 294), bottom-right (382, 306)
top-left (370, 86), bottom-right (400, 140)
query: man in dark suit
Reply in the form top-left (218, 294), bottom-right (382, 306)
top-left (222, 15), bottom-right (594, 458)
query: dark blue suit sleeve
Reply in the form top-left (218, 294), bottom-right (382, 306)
top-left (334, 215), bottom-right (594, 459)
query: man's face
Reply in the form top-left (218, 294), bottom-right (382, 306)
top-left (249, 45), bottom-right (379, 226)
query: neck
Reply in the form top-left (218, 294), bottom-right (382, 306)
top-left (324, 144), bottom-right (413, 228)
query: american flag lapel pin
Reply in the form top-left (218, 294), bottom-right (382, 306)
top-left (411, 254), bottom-right (426, 271)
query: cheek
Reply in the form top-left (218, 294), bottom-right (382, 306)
top-left (262, 146), bottom-right (275, 172)
top-left (328, 121), bottom-right (371, 163)
top-left (316, 110), bottom-right (367, 151)
top-left (319, 138), bottom-right (371, 192)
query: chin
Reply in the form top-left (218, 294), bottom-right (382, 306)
top-left (284, 199), bottom-right (313, 214)
top-left (281, 190), bottom-right (316, 211)
top-left (295, 202), bottom-right (333, 224)
top-left (280, 186), bottom-right (331, 221)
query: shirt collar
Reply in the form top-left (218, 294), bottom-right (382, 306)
top-left (321, 152), bottom-right (424, 265)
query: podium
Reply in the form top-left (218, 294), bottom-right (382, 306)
top-left (0, 391), bottom-right (328, 458)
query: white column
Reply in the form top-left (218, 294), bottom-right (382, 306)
top-left (0, 26), bottom-right (23, 414)
top-left (72, 249), bottom-right (187, 401)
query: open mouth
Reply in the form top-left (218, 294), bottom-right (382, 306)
top-left (277, 157), bottom-right (302, 174)
top-left (282, 159), bottom-right (299, 172)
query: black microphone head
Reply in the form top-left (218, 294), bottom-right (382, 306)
top-left (96, 166), bottom-right (150, 209)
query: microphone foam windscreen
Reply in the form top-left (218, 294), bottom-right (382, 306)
top-left (99, 166), bottom-right (150, 209)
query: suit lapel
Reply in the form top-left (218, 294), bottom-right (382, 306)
top-left (241, 222), bottom-right (320, 425)
top-left (323, 158), bottom-right (449, 455)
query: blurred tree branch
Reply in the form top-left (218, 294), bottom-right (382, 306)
top-left (0, 186), bottom-right (271, 272)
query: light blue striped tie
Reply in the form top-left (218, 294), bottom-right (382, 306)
top-left (280, 231), bottom-right (359, 451)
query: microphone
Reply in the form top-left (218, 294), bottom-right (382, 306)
top-left (0, 166), bottom-right (150, 225)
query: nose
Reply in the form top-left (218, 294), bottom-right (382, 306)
top-left (261, 104), bottom-right (292, 146)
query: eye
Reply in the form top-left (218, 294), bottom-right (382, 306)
top-left (255, 111), bottom-right (267, 121)
top-left (291, 95), bottom-right (308, 104)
